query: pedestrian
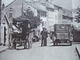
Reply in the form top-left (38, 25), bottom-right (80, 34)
top-left (22, 21), bottom-right (31, 49)
top-left (50, 31), bottom-right (55, 45)
top-left (41, 27), bottom-right (48, 46)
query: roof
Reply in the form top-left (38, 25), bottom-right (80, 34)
top-left (3, 0), bottom-right (47, 12)
top-left (2, 0), bottom-right (25, 14)
top-left (39, 1), bottom-right (54, 9)
top-left (3, 0), bottom-right (24, 10)
top-left (25, 1), bottom-right (47, 12)
top-left (4, 0), bottom-right (16, 9)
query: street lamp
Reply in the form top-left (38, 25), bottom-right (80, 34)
top-left (0, 0), bottom-right (2, 45)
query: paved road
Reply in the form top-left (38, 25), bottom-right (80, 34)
top-left (0, 39), bottom-right (80, 60)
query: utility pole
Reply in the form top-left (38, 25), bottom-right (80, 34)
top-left (0, 0), bottom-right (1, 45)
top-left (21, 0), bottom-right (24, 16)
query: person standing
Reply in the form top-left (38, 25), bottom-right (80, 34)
top-left (22, 21), bottom-right (31, 49)
top-left (50, 31), bottom-right (55, 45)
top-left (41, 28), bottom-right (48, 46)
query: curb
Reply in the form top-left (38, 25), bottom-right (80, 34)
top-left (0, 47), bottom-right (8, 53)
top-left (75, 47), bottom-right (80, 59)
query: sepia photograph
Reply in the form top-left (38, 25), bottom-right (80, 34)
top-left (0, 0), bottom-right (80, 60)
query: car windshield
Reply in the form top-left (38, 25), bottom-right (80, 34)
top-left (55, 24), bottom-right (70, 33)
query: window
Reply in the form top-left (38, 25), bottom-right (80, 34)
top-left (38, 11), bottom-right (47, 17)
top-left (9, 13), bottom-right (13, 18)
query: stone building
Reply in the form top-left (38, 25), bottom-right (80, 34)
top-left (38, 0), bottom-right (73, 31)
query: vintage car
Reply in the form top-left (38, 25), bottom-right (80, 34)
top-left (53, 24), bottom-right (73, 46)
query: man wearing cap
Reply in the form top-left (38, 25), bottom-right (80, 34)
top-left (41, 28), bottom-right (48, 46)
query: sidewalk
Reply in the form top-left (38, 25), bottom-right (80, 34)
top-left (76, 45), bottom-right (80, 54)
top-left (0, 46), bottom-right (8, 53)
top-left (75, 44), bottom-right (80, 58)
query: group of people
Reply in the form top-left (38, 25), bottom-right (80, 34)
top-left (22, 27), bottom-right (54, 48)
top-left (40, 27), bottom-right (54, 47)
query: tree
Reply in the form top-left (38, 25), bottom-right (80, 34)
top-left (24, 8), bottom-right (41, 28)
top-left (75, 8), bottom-right (80, 23)
top-left (30, 16), bottom-right (41, 28)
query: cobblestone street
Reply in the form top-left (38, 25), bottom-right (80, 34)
top-left (0, 39), bottom-right (80, 60)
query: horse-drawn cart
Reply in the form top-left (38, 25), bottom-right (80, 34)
top-left (4, 15), bottom-right (32, 49)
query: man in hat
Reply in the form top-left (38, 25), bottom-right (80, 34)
top-left (22, 21), bottom-right (31, 49)
top-left (41, 27), bottom-right (48, 46)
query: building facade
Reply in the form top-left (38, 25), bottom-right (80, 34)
top-left (1, 0), bottom-right (47, 44)
top-left (1, 0), bottom-right (38, 44)
top-left (1, 0), bottom-right (73, 44)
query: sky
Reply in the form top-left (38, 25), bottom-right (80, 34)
top-left (52, 0), bottom-right (80, 10)
top-left (52, 0), bottom-right (72, 10)
top-left (2, 0), bottom-right (13, 5)
top-left (2, 0), bottom-right (80, 10)
top-left (72, 0), bottom-right (80, 9)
